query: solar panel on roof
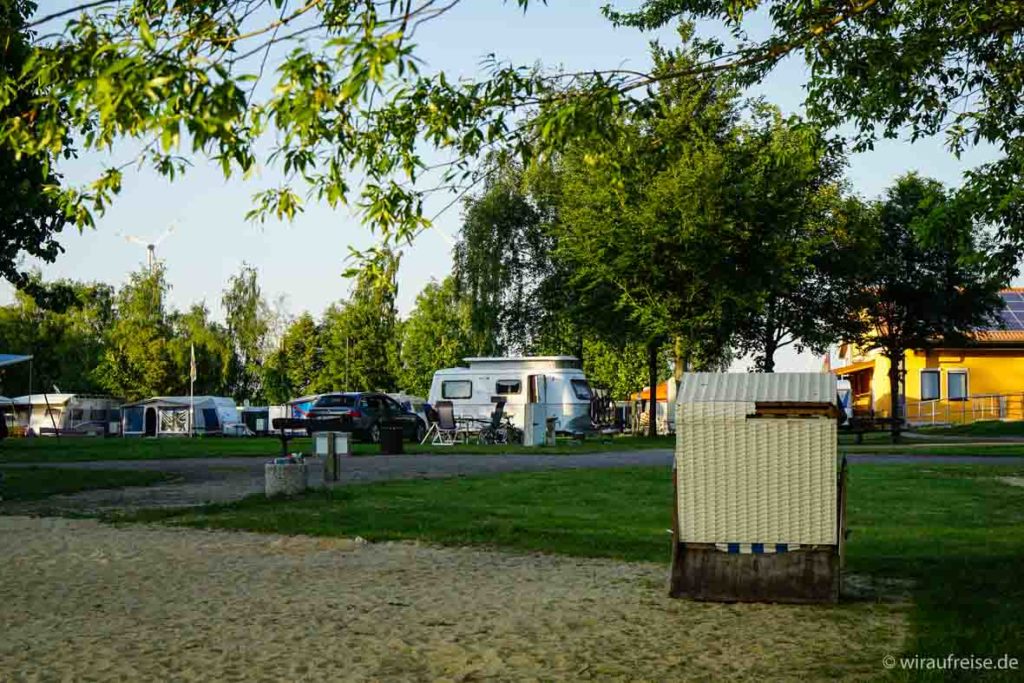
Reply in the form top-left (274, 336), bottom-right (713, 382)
top-left (1002, 292), bottom-right (1023, 303)
top-left (1008, 302), bottom-right (1024, 312)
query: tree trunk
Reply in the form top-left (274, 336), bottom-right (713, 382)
top-left (647, 340), bottom-right (659, 438)
top-left (888, 351), bottom-right (902, 444)
top-left (762, 333), bottom-right (777, 373)
top-left (673, 336), bottom-right (685, 381)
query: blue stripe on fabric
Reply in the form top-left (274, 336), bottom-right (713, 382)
top-left (727, 543), bottom-right (740, 554)
top-left (775, 543), bottom-right (788, 553)
top-left (751, 543), bottom-right (764, 554)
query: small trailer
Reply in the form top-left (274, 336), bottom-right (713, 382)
top-left (669, 372), bottom-right (846, 604)
top-left (428, 356), bottom-right (594, 435)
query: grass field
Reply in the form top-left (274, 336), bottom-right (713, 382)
top-left (918, 420), bottom-right (1024, 438)
top-left (0, 434), bottom-right (676, 463)
top-left (123, 463), bottom-right (1024, 672)
top-left (0, 467), bottom-right (177, 501)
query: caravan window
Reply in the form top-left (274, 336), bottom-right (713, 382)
top-left (90, 409), bottom-right (107, 421)
top-left (442, 380), bottom-right (472, 399)
top-left (495, 380), bottom-right (521, 395)
top-left (71, 408), bottom-right (84, 422)
top-left (571, 379), bottom-right (593, 400)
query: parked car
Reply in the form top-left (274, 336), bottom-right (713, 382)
top-left (306, 392), bottom-right (426, 443)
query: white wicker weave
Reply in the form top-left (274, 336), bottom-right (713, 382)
top-left (676, 401), bottom-right (837, 545)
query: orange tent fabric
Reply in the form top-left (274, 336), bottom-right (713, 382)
top-left (631, 381), bottom-right (670, 401)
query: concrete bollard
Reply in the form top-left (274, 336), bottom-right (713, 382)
top-left (264, 463), bottom-right (309, 497)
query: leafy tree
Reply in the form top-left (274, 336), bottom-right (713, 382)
top-left (222, 264), bottom-right (270, 402)
top-left (0, 0), bottom-right (71, 290)
top-left (454, 161), bottom-right (552, 355)
top-left (0, 277), bottom-right (113, 395)
top-left (320, 252), bottom-right (401, 392)
top-left (580, 338), bottom-right (650, 401)
top-left (167, 303), bottom-right (234, 396)
top-left (847, 174), bottom-right (1014, 441)
top-left (399, 276), bottom-right (474, 397)
top-left (5, 1), bottom-right (1024, 270)
top-left (725, 108), bottom-right (864, 371)
top-left (552, 40), bottom-right (746, 434)
top-left (263, 312), bottom-right (323, 404)
top-left (94, 266), bottom-right (176, 401)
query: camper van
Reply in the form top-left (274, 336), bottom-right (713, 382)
top-left (428, 357), bottom-right (595, 435)
top-left (11, 394), bottom-right (122, 436)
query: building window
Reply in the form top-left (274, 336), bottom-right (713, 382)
top-left (495, 379), bottom-right (521, 395)
top-left (442, 380), bottom-right (472, 399)
top-left (920, 370), bottom-right (940, 401)
top-left (948, 370), bottom-right (968, 401)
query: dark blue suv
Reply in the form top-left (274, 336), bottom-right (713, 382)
top-left (307, 392), bottom-right (425, 442)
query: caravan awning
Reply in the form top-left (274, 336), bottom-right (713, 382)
top-left (835, 359), bottom-right (876, 376)
top-left (0, 354), bottom-right (32, 368)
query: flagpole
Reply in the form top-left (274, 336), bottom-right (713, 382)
top-left (189, 343), bottom-right (196, 438)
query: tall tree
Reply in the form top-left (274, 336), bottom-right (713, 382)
top-left (726, 108), bottom-right (865, 371)
top-left (94, 266), bottom-right (175, 401)
top-left (399, 277), bottom-right (474, 397)
top-left (0, 0), bottom-right (70, 290)
top-left (263, 313), bottom-right (323, 404)
top-left (167, 303), bottom-right (234, 396)
top-left (552, 39), bottom-right (745, 433)
top-left (222, 264), bottom-right (270, 402)
top-left (0, 276), bottom-right (113, 395)
top-left (320, 252), bottom-right (401, 393)
top-left (454, 161), bottom-right (552, 355)
top-left (848, 174), bottom-right (1014, 441)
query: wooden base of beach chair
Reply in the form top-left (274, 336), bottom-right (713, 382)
top-left (667, 468), bottom-right (843, 605)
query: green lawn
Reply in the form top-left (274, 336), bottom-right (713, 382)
top-left (918, 420), bottom-right (1024, 438)
top-left (0, 434), bottom-right (675, 463)
top-left (123, 463), bottom-right (1024, 673)
top-left (842, 443), bottom-right (1024, 457)
top-left (0, 467), bottom-right (177, 501)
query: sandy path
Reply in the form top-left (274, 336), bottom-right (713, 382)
top-left (0, 517), bottom-right (906, 682)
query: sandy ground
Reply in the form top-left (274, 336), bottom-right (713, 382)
top-left (0, 517), bottom-right (907, 682)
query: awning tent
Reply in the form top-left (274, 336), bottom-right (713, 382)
top-left (0, 354), bottom-right (32, 368)
top-left (121, 396), bottom-right (241, 437)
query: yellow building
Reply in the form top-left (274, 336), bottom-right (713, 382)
top-left (836, 289), bottom-right (1024, 425)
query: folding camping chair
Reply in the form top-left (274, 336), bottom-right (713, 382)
top-left (422, 400), bottom-right (462, 445)
top-left (477, 398), bottom-right (508, 445)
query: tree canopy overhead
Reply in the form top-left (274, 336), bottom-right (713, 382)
top-left (5, 0), bottom-right (1020, 274)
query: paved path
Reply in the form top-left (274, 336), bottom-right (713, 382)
top-left (4, 450), bottom-right (1024, 514)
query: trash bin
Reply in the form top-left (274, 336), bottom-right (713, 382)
top-left (379, 422), bottom-right (404, 455)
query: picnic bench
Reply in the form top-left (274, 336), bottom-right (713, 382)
top-left (271, 417), bottom-right (349, 458)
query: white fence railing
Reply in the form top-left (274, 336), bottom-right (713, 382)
top-left (905, 393), bottom-right (1024, 426)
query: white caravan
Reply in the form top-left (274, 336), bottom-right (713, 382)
top-left (428, 357), bottom-right (594, 434)
top-left (11, 394), bottom-right (122, 436)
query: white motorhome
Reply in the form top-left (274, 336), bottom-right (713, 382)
top-left (428, 357), bottom-right (594, 434)
top-left (11, 394), bottom-right (122, 436)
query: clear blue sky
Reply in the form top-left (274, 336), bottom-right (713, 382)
top-left (6, 2), bottom-right (1003, 370)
